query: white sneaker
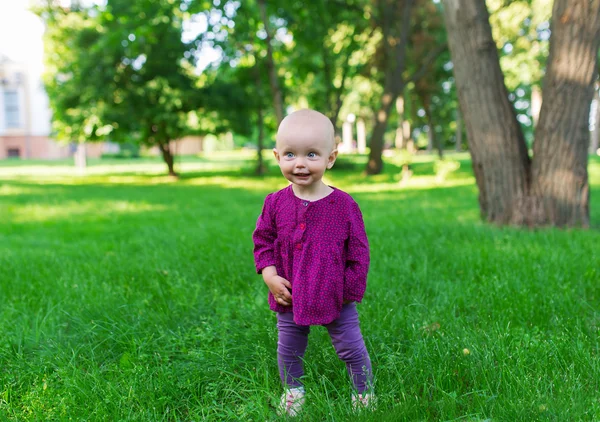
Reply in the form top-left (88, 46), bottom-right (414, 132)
top-left (278, 386), bottom-right (305, 417)
top-left (352, 392), bottom-right (376, 411)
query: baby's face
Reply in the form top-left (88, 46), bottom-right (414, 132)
top-left (274, 110), bottom-right (337, 188)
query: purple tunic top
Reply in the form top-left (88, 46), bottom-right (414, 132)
top-left (253, 185), bottom-right (370, 326)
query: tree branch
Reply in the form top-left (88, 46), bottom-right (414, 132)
top-left (393, 0), bottom-right (414, 81)
top-left (404, 43), bottom-right (448, 86)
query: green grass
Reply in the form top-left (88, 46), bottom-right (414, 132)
top-left (1, 151), bottom-right (599, 421)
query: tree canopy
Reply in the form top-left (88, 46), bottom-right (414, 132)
top-left (36, 0), bottom-right (599, 226)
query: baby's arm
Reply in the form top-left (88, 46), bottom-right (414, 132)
top-left (344, 201), bottom-right (370, 303)
top-left (253, 194), bottom-right (277, 272)
top-left (252, 194), bottom-right (292, 307)
top-left (261, 266), bottom-right (293, 307)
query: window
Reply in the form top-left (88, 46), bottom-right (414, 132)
top-left (4, 90), bottom-right (20, 128)
top-left (7, 148), bottom-right (20, 158)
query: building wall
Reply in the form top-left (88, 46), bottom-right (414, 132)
top-left (0, 135), bottom-right (70, 159)
top-left (1, 57), bottom-right (51, 159)
top-left (0, 55), bottom-right (96, 160)
top-left (1, 57), bottom-right (207, 161)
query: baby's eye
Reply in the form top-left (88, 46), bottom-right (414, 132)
top-left (285, 152), bottom-right (295, 158)
top-left (307, 152), bottom-right (317, 158)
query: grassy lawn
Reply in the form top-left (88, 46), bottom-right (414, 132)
top-left (1, 152), bottom-right (599, 421)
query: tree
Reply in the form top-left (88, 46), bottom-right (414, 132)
top-left (203, 0), bottom-right (281, 173)
top-left (256, 0), bottom-right (285, 124)
top-left (407, 0), bottom-right (454, 157)
top-left (488, 0), bottom-right (552, 144)
top-left (443, 0), bottom-right (600, 226)
top-left (365, 0), bottom-right (414, 174)
top-left (280, 0), bottom-right (373, 132)
top-left (364, 0), bottom-right (448, 174)
top-left (37, 0), bottom-right (208, 176)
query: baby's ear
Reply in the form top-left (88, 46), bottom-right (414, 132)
top-left (273, 148), bottom-right (280, 162)
top-left (327, 149), bottom-right (338, 169)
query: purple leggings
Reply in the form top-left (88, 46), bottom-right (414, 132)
top-left (276, 302), bottom-right (373, 393)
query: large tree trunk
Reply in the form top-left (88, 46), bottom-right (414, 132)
top-left (257, 0), bottom-right (284, 124)
top-left (366, 0), bottom-right (413, 175)
top-left (530, 0), bottom-right (600, 226)
top-left (443, 0), bottom-right (599, 227)
top-left (443, 0), bottom-right (531, 224)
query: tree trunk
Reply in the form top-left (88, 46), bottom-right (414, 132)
top-left (530, 0), bottom-right (600, 226)
top-left (366, 0), bottom-right (414, 175)
top-left (256, 106), bottom-right (266, 175)
top-left (367, 90), bottom-right (395, 174)
top-left (427, 110), bottom-right (443, 159)
top-left (257, 0), bottom-right (284, 124)
top-left (443, 0), bottom-right (531, 224)
top-left (426, 127), bottom-right (434, 153)
top-left (330, 57), bottom-right (352, 134)
top-left (254, 62), bottom-right (267, 175)
top-left (443, 0), bottom-right (599, 227)
top-left (159, 141), bottom-right (177, 177)
top-left (455, 107), bottom-right (463, 151)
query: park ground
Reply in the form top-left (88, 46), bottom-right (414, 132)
top-left (0, 152), bottom-right (599, 421)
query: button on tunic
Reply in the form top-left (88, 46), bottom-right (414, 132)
top-left (253, 185), bottom-right (370, 325)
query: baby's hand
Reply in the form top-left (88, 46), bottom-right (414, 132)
top-left (265, 275), bottom-right (293, 307)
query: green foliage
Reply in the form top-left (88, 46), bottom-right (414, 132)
top-left (278, 0), bottom-right (373, 127)
top-left (34, 0), bottom-right (579, 159)
top-left (35, 0), bottom-right (234, 149)
top-left (1, 153), bottom-right (599, 419)
top-left (407, 0), bottom-right (456, 150)
top-left (201, 0), bottom-right (280, 143)
top-left (488, 0), bottom-right (552, 144)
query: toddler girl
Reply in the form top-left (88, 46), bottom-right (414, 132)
top-left (252, 109), bottom-right (374, 416)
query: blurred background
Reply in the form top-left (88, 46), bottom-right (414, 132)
top-left (0, 0), bottom-right (596, 164)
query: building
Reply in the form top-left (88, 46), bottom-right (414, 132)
top-left (0, 55), bottom-right (207, 161)
top-left (0, 54), bottom-right (79, 159)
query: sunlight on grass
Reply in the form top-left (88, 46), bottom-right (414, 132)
top-left (182, 176), bottom-right (281, 191)
top-left (1, 152), bottom-right (600, 420)
top-left (174, 169), bottom-right (476, 194)
top-left (0, 184), bottom-right (41, 196)
top-left (10, 200), bottom-right (167, 223)
top-left (339, 175), bottom-right (476, 193)
top-left (0, 161), bottom-right (241, 179)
